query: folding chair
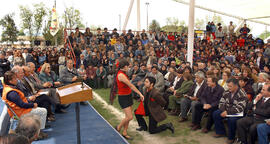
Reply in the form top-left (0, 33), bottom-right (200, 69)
top-left (176, 100), bottom-right (192, 117)
top-left (0, 101), bottom-right (10, 136)
top-left (4, 103), bottom-right (20, 132)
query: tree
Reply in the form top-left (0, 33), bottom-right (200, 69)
top-left (19, 3), bottom-right (47, 46)
top-left (18, 29), bottom-right (25, 36)
top-left (63, 7), bottom-right (84, 29)
top-left (205, 14), bottom-right (225, 26)
top-left (195, 18), bottom-right (205, 30)
top-left (259, 30), bottom-right (270, 40)
top-left (33, 3), bottom-right (47, 39)
top-left (0, 13), bottom-right (19, 44)
top-left (149, 19), bottom-right (161, 32)
top-left (162, 17), bottom-right (179, 32)
top-left (161, 17), bottom-right (187, 32)
top-left (19, 5), bottom-right (33, 45)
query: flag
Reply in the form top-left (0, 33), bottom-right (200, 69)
top-left (50, 7), bottom-right (59, 36)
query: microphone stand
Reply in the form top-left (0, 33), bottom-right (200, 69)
top-left (69, 68), bottom-right (82, 144)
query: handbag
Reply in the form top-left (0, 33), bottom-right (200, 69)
top-left (135, 101), bottom-right (145, 116)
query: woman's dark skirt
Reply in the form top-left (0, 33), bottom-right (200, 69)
top-left (118, 94), bottom-right (133, 109)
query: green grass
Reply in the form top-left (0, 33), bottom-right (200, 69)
top-left (92, 89), bottom-right (210, 144)
top-left (94, 88), bottom-right (140, 117)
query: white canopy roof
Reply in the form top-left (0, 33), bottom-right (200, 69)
top-left (174, 0), bottom-right (270, 26)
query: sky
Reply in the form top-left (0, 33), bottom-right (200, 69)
top-left (0, 0), bottom-right (268, 37)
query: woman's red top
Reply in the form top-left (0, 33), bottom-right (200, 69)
top-left (116, 70), bottom-right (132, 95)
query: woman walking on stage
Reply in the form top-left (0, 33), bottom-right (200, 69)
top-left (115, 59), bottom-right (144, 140)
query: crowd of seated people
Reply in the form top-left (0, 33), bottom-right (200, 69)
top-left (0, 21), bottom-right (269, 143)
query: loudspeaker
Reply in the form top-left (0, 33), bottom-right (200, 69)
top-left (46, 40), bottom-right (51, 46)
top-left (34, 40), bottom-right (41, 46)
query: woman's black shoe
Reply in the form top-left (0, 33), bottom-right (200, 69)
top-left (122, 134), bottom-right (133, 140)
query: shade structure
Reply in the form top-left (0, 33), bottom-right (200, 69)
top-left (174, 0), bottom-right (270, 26)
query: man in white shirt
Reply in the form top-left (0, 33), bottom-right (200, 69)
top-left (179, 71), bottom-right (207, 122)
top-left (237, 83), bottom-right (270, 144)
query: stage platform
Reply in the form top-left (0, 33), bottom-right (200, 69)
top-left (33, 102), bottom-right (129, 144)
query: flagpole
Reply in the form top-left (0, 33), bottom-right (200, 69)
top-left (54, 0), bottom-right (57, 46)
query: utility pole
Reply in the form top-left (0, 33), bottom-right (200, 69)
top-left (145, 2), bottom-right (149, 31)
top-left (119, 14), bottom-right (121, 34)
top-left (137, 0), bottom-right (141, 31)
top-left (54, 0), bottom-right (57, 46)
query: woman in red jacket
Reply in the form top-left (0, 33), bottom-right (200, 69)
top-left (115, 59), bottom-right (144, 139)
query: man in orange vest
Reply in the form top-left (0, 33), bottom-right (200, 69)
top-left (2, 71), bottom-right (48, 140)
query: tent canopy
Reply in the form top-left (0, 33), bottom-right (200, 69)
top-left (174, 0), bottom-right (270, 26)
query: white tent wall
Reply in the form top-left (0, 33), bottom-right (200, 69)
top-left (174, 0), bottom-right (270, 25)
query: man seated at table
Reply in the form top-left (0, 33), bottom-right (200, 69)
top-left (60, 59), bottom-right (79, 85)
top-left (60, 59), bottom-right (87, 105)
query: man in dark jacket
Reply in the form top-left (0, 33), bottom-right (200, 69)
top-left (25, 49), bottom-right (37, 67)
top-left (237, 83), bottom-right (270, 144)
top-left (76, 54), bottom-right (87, 69)
top-left (88, 52), bottom-right (99, 68)
top-left (0, 51), bottom-right (10, 77)
top-left (192, 76), bottom-right (224, 131)
top-left (135, 76), bottom-right (174, 134)
top-left (163, 69), bottom-right (184, 110)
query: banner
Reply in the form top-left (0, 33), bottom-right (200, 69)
top-left (50, 8), bottom-right (59, 36)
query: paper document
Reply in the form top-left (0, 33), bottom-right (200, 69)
top-left (39, 91), bottom-right (49, 95)
top-left (226, 112), bottom-right (244, 117)
top-left (264, 119), bottom-right (270, 122)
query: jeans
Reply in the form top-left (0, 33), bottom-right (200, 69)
top-left (257, 123), bottom-right (270, 144)
top-left (213, 109), bottom-right (241, 140)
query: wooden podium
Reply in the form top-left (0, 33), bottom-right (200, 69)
top-left (57, 82), bottom-right (93, 104)
top-left (56, 82), bottom-right (93, 144)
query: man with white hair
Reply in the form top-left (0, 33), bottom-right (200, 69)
top-left (179, 71), bottom-right (207, 122)
top-left (60, 59), bottom-right (78, 85)
top-left (252, 72), bottom-right (269, 95)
